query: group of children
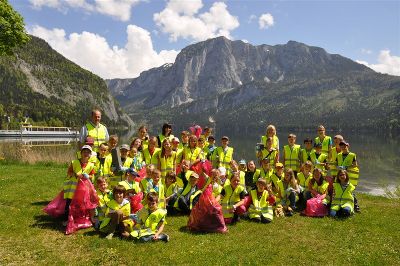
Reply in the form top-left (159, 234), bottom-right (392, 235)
top-left (62, 123), bottom-right (359, 240)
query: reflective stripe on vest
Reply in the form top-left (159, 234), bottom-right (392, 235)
top-left (221, 184), bottom-right (244, 218)
top-left (64, 160), bottom-right (94, 199)
top-left (284, 145), bottom-right (300, 171)
top-left (331, 183), bottom-right (355, 212)
top-left (261, 135), bottom-right (279, 150)
top-left (314, 136), bottom-right (331, 156)
top-left (248, 189), bottom-right (273, 221)
top-left (159, 152), bottom-right (177, 177)
top-left (214, 146), bottom-right (234, 169)
top-left (86, 122), bottom-right (107, 151)
top-left (337, 152), bottom-right (359, 186)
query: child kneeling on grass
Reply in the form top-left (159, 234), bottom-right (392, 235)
top-left (248, 178), bottom-right (273, 223)
top-left (131, 192), bottom-right (169, 242)
top-left (99, 185), bottom-right (133, 239)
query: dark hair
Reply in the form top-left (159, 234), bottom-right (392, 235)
top-left (304, 138), bottom-right (313, 144)
top-left (166, 171), bottom-right (176, 181)
top-left (113, 185), bottom-right (126, 197)
top-left (162, 123), bottom-right (172, 136)
top-left (311, 168), bottom-right (324, 186)
top-left (147, 192), bottom-right (159, 203)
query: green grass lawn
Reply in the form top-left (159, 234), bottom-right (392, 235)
top-left (0, 161), bottom-right (399, 265)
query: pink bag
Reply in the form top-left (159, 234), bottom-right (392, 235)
top-left (303, 194), bottom-right (328, 217)
top-left (43, 191), bottom-right (66, 218)
top-left (189, 125), bottom-right (203, 138)
top-left (188, 185), bottom-right (227, 233)
top-left (66, 179), bottom-right (99, 235)
top-left (190, 160), bottom-right (212, 190)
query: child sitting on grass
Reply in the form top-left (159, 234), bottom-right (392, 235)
top-left (216, 173), bottom-right (247, 224)
top-left (93, 177), bottom-right (112, 229)
top-left (99, 185), bottom-right (133, 239)
top-left (131, 192), bottom-right (169, 242)
top-left (248, 178), bottom-right (273, 223)
top-left (330, 169), bottom-right (355, 218)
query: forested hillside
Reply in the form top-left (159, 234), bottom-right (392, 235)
top-left (0, 36), bottom-right (132, 129)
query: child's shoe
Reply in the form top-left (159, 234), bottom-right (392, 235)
top-left (105, 233), bottom-right (114, 240)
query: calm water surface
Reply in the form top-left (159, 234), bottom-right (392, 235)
top-left (1, 130), bottom-right (398, 195)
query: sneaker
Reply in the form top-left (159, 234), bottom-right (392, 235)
top-left (286, 211), bottom-right (294, 217)
top-left (162, 234), bottom-right (170, 242)
top-left (105, 233), bottom-right (114, 240)
top-left (355, 206), bottom-right (361, 213)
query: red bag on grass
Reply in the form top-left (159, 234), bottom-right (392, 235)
top-left (66, 179), bottom-right (99, 235)
top-left (303, 194), bottom-right (328, 217)
top-left (43, 191), bottom-right (66, 218)
top-left (187, 185), bottom-right (227, 233)
top-left (129, 192), bottom-right (144, 214)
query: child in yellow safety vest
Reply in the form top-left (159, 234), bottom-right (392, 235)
top-left (296, 161), bottom-right (313, 210)
top-left (248, 178), bottom-right (274, 223)
top-left (336, 140), bottom-right (360, 212)
top-left (174, 169), bottom-right (202, 214)
top-left (216, 173), bottom-right (247, 224)
top-left (99, 185), bottom-right (133, 239)
top-left (330, 169), bottom-right (355, 218)
top-left (63, 145), bottom-right (96, 225)
top-left (130, 192), bottom-right (169, 242)
top-left (165, 172), bottom-right (179, 213)
top-left (93, 177), bottom-right (112, 229)
top-left (305, 168), bottom-right (329, 205)
top-left (281, 169), bottom-right (300, 216)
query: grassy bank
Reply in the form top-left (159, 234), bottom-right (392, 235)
top-left (0, 162), bottom-right (399, 265)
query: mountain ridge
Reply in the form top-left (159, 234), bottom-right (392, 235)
top-left (0, 36), bottom-right (133, 129)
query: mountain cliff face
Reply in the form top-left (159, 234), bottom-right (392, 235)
top-left (0, 36), bottom-right (133, 129)
top-left (108, 36), bottom-right (400, 132)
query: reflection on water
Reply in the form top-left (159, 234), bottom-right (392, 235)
top-left (0, 130), bottom-right (398, 195)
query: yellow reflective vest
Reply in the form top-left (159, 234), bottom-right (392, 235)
top-left (130, 208), bottom-right (167, 238)
top-left (248, 189), bottom-right (273, 221)
top-left (212, 146), bottom-right (234, 169)
top-left (314, 135), bottom-right (332, 156)
top-left (297, 171), bottom-right (312, 189)
top-left (142, 148), bottom-right (160, 165)
top-left (283, 144), bottom-right (301, 171)
top-left (63, 160), bottom-right (95, 199)
top-left (85, 122), bottom-right (107, 152)
top-left (99, 199), bottom-right (132, 230)
top-left (158, 151), bottom-right (177, 178)
top-left (183, 146), bottom-right (202, 164)
top-left (331, 182), bottom-right (355, 213)
top-left (328, 147), bottom-right (341, 177)
top-left (337, 152), bottom-right (359, 186)
top-left (221, 184), bottom-right (245, 218)
top-left (96, 189), bottom-right (112, 221)
top-left (261, 135), bottom-right (279, 150)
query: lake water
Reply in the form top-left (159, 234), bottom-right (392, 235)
top-left (1, 130), bottom-right (398, 195)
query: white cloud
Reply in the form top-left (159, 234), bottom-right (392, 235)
top-left (29, 0), bottom-right (140, 21)
top-left (153, 0), bottom-right (239, 42)
top-left (29, 25), bottom-right (179, 79)
top-left (361, 48), bottom-right (372, 55)
top-left (357, 50), bottom-right (400, 76)
top-left (259, 13), bottom-right (274, 29)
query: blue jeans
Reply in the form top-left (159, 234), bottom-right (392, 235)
top-left (330, 207), bottom-right (351, 217)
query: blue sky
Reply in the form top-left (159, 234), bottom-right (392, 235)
top-left (10, 0), bottom-right (400, 78)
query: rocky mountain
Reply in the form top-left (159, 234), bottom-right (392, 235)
top-left (0, 36), bottom-right (133, 129)
top-left (108, 36), bottom-right (400, 132)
